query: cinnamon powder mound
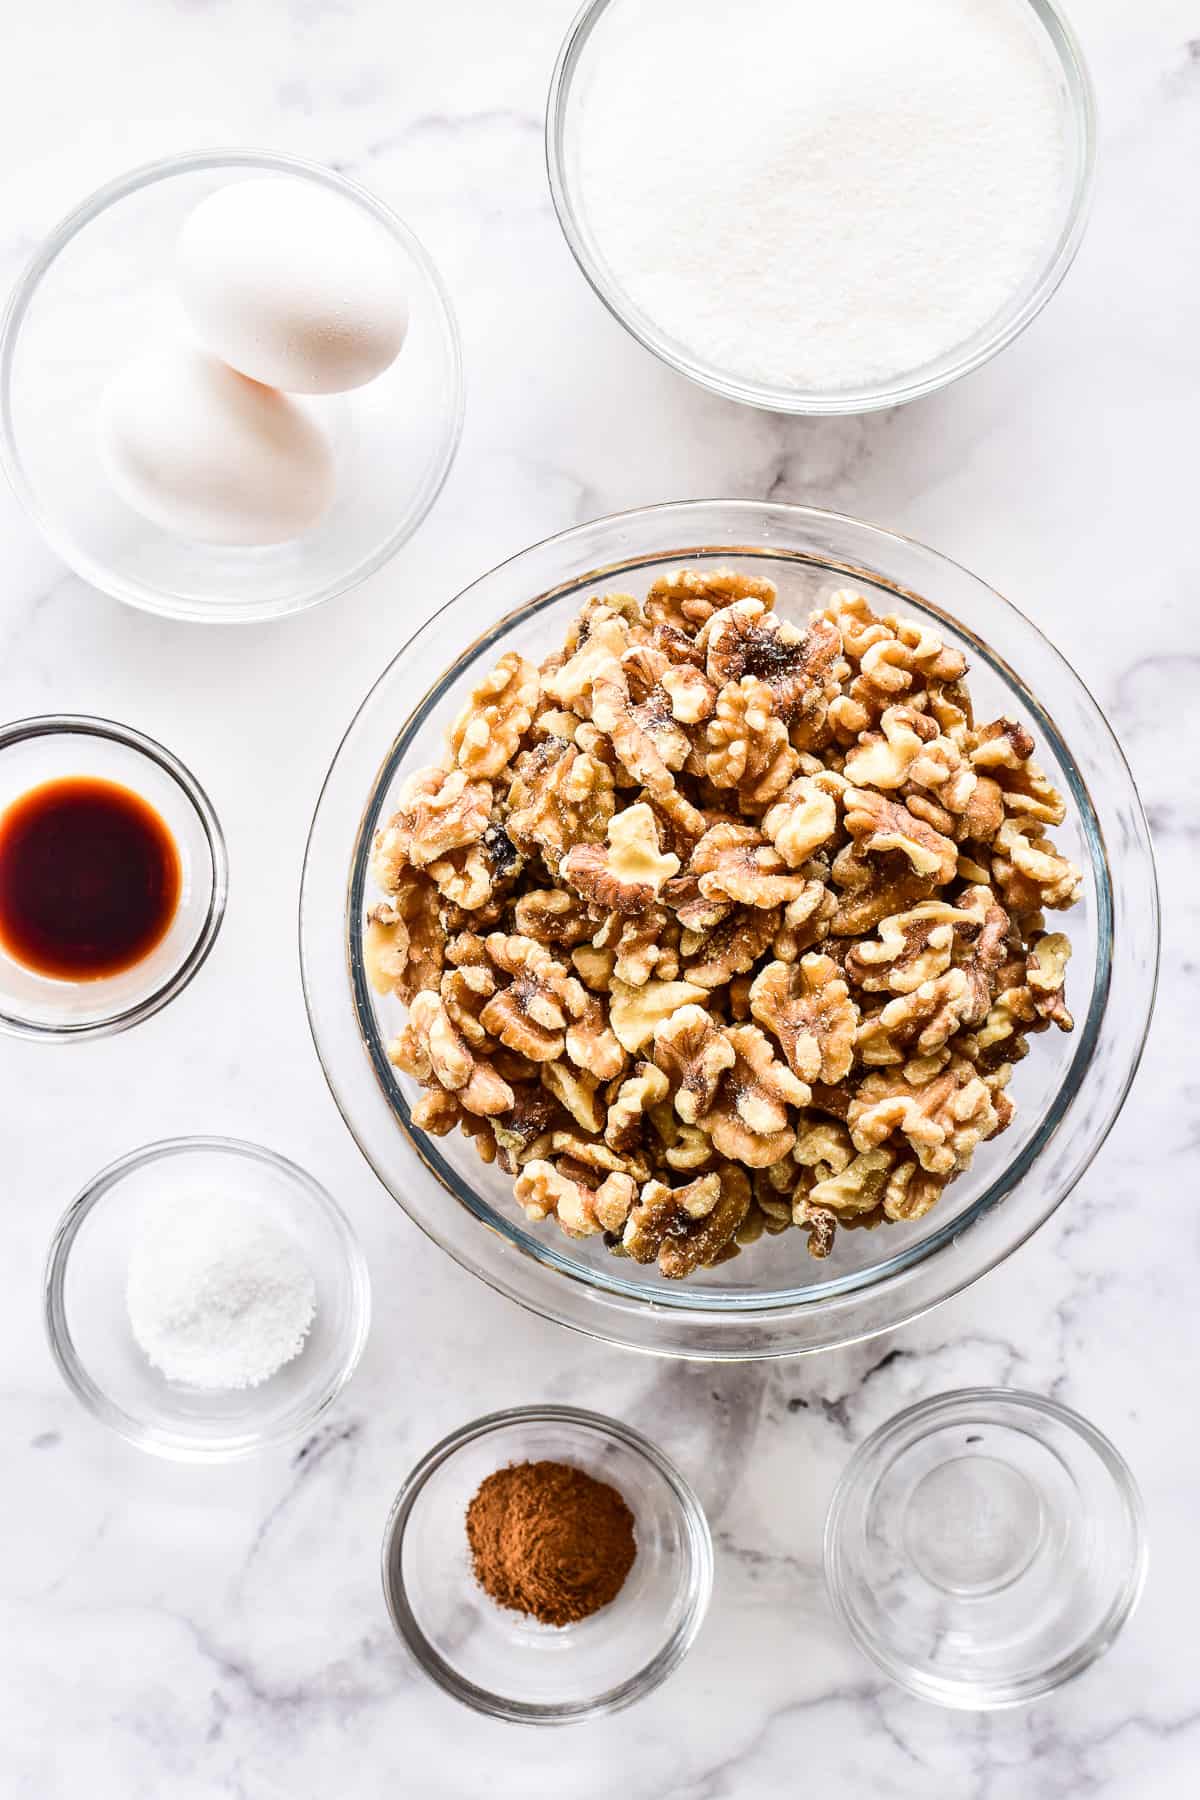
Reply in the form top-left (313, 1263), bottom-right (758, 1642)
top-left (465, 1459), bottom-right (637, 1627)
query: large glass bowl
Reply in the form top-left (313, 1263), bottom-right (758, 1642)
top-left (299, 501), bottom-right (1157, 1360)
top-left (547, 0), bottom-right (1095, 415)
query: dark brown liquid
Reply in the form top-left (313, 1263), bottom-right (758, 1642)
top-left (0, 776), bottom-right (181, 981)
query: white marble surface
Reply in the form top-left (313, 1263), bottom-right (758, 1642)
top-left (2, 2), bottom-right (1197, 1794)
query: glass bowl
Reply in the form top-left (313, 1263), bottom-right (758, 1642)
top-left (823, 1389), bottom-right (1148, 1709)
top-left (299, 499), bottom-right (1158, 1360)
top-left (44, 1136), bottom-right (371, 1460)
top-left (381, 1405), bottom-right (713, 1721)
top-left (547, 0), bottom-right (1096, 415)
top-left (0, 715), bottom-right (227, 1040)
top-left (0, 149), bottom-right (463, 622)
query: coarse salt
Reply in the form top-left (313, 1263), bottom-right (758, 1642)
top-left (573, 0), bottom-right (1069, 393)
top-left (126, 1189), bottom-right (317, 1390)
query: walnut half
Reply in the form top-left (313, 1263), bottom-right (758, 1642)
top-left (561, 802), bottom-right (680, 914)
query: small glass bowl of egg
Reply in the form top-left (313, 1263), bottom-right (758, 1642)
top-left (0, 149), bottom-right (464, 623)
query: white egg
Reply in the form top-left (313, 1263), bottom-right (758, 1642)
top-left (175, 178), bottom-right (410, 394)
top-left (98, 345), bottom-right (336, 545)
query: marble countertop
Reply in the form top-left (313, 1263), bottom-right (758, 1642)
top-left (2, 1), bottom-right (1197, 1794)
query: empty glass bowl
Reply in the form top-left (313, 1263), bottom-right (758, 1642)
top-left (299, 500), bottom-right (1158, 1359)
top-left (0, 149), bottom-right (463, 621)
top-left (44, 1137), bottom-right (371, 1460)
top-left (823, 1389), bottom-right (1148, 1708)
top-left (381, 1405), bottom-right (713, 1720)
top-left (547, 0), bottom-right (1095, 414)
top-left (0, 715), bottom-right (227, 1040)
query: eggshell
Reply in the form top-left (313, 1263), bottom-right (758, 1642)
top-left (98, 346), bottom-right (336, 545)
top-left (176, 178), bottom-right (410, 394)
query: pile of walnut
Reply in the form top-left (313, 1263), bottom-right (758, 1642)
top-left (366, 571), bottom-right (1080, 1280)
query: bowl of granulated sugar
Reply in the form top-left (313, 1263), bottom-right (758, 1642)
top-left (548, 0), bottom-right (1095, 412)
top-left (44, 1136), bottom-right (370, 1460)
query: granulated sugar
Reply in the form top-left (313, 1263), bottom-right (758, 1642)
top-left (573, 0), bottom-right (1068, 392)
top-left (126, 1189), bottom-right (317, 1390)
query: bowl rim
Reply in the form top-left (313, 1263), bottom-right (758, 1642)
top-left (43, 1133), bottom-right (372, 1461)
top-left (379, 1402), bottom-right (714, 1722)
top-left (299, 498), bottom-right (1160, 1360)
top-left (545, 0), bottom-right (1098, 415)
top-left (822, 1385), bottom-right (1149, 1709)
top-left (0, 146), bottom-right (465, 623)
top-left (0, 713), bottom-right (228, 1040)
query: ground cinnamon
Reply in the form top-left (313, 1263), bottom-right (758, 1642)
top-left (465, 1459), bottom-right (637, 1627)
